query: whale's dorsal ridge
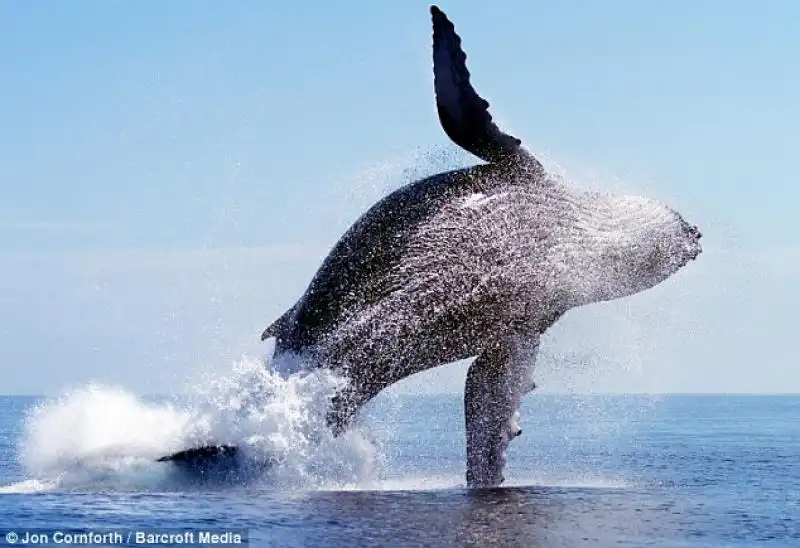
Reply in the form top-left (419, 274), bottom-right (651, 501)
top-left (431, 6), bottom-right (535, 167)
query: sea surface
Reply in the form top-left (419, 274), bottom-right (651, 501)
top-left (0, 381), bottom-right (797, 547)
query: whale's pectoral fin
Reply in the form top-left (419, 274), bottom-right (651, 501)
top-left (464, 340), bottom-right (538, 487)
top-left (430, 6), bottom-right (542, 170)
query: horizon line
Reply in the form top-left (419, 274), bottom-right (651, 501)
top-left (2, 392), bottom-right (798, 398)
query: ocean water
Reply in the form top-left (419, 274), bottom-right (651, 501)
top-left (0, 367), bottom-right (797, 547)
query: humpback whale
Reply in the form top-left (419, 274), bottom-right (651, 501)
top-left (163, 6), bottom-right (702, 487)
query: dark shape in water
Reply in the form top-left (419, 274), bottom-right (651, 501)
top-left (157, 445), bottom-right (238, 466)
top-left (171, 5), bottom-right (702, 488)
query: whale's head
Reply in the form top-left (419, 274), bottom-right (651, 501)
top-left (577, 195), bottom-right (702, 304)
top-left (643, 208), bottom-right (703, 278)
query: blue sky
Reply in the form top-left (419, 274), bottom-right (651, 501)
top-left (1, 1), bottom-right (798, 394)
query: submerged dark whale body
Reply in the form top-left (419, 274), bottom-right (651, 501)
top-left (162, 6), bottom-right (702, 487)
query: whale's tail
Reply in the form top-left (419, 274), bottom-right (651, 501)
top-left (430, 5), bottom-right (540, 171)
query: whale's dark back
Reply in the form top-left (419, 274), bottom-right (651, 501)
top-left (266, 165), bottom-right (501, 355)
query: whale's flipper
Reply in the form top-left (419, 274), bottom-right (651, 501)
top-left (464, 340), bottom-right (538, 487)
top-left (431, 6), bottom-right (539, 169)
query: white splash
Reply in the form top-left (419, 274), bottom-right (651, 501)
top-left (14, 356), bottom-right (383, 492)
top-left (19, 385), bottom-right (192, 482)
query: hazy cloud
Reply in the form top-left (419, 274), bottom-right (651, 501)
top-left (0, 221), bottom-right (117, 233)
top-left (1, 243), bottom-right (797, 395)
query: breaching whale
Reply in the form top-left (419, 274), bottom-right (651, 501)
top-left (161, 6), bottom-right (702, 487)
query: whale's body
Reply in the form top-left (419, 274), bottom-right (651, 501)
top-left (161, 6), bottom-right (702, 487)
top-left (262, 7), bottom-right (702, 487)
top-left (265, 161), bottom-right (697, 420)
